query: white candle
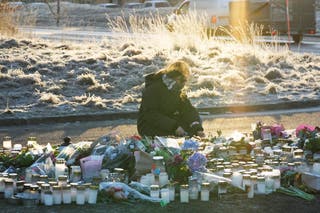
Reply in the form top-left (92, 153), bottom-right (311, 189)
top-left (88, 185), bottom-right (98, 204)
top-left (3, 136), bottom-right (12, 150)
top-left (231, 172), bottom-right (242, 188)
top-left (0, 179), bottom-right (5, 192)
top-left (84, 183), bottom-right (91, 202)
top-left (246, 183), bottom-right (254, 199)
top-left (4, 180), bottom-right (14, 198)
top-left (180, 185), bottom-right (189, 203)
top-left (55, 158), bottom-right (66, 180)
top-left (201, 183), bottom-right (210, 201)
top-left (41, 184), bottom-right (50, 204)
top-left (161, 188), bottom-right (170, 203)
top-left (44, 191), bottom-right (53, 206)
top-left (265, 176), bottom-right (274, 194)
top-left (313, 163), bottom-right (320, 174)
top-left (76, 186), bottom-right (85, 205)
top-left (169, 183), bottom-right (175, 201)
top-left (159, 172), bottom-right (168, 187)
top-left (242, 175), bottom-right (251, 189)
top-left (146, 173), bottom-right (155, 186)
top-left (52, 186), bottom-right (62, 205)
top-left (62, 185), bottom-right (72, 204)
top-left (25, 168), bottom-right (32, 183)
top-left (70, 183), bottom-right (78, 202)
top-left (201, 190), bottom-right (209, 201)
top-left (257, 177), bottom-right (265, 194)
top-left (273, 175), bottom-right (281, 189)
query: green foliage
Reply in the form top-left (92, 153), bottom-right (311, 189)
top-left (165, 150), bottom-right (193, 184)
top-left (304, 137), bottom-right (320, 153)
top-left (0, 150), bottom-right (35, 168)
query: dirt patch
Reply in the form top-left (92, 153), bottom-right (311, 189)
top-left (1, 193), bottom-right (320, 213)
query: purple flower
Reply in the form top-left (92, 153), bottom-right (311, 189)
top-left (187, 152), bottom-right (207, 173)
top-left (181, 139), bottom-right (199, 150)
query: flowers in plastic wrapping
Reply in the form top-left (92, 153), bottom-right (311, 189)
top-left (181, 139), bottom-right (199, 150)
top-left (187, 152), bottom-right (207, 173)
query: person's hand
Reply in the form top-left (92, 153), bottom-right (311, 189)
top-left (196, 131), bottom-right (205, 138)
top-left (175, 126), bottom-right (187, 137)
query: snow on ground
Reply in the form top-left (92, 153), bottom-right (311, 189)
top-left (1, 2), bottom-right (320, 120)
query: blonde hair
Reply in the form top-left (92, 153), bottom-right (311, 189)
top-left (157, 60), bottom-right (190, 81)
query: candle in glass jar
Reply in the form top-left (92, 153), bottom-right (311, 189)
top-left (231, 171), bottom-right (242, 188)
top-left (62, 185), bottom-right (72, 204)
top-left (159, 172), bottom-right (168, 187)
top-left (242, 174), bottom-right (251, 189)
top-left (16, 180), bottom-right (25, 195)
top-left (188, 176), bottom-right (198, 200)
top-left (70, 166), bottom-right (81, 181)
top-left (312, 163), bottom-right (320, 174)
top-left (146, 173), bottom-right (155, 186)
top-left (58, 175), bottom-right (68, 187)
top-left (218, 181), bottom-right (227, 195)
top-left (161, 188), bottom-right (170, 203)
top-left (180, 184), bottom-right (189, 203)
top-left (70, 183), bottom-right (78, 202)
top-left (0, 175), bottom-right (5, 193)
top-left (41, 183), bottom-right (50, 204)
top-left (23, 183), bottom-right (32, 199)
top-left (83, 183), bottom-right (91, 202)
top-left (44, 191), bottom-right (53, 206)
top-left (257, 176), bottom-right (265, 194)
top-left (201, 183), bottom-right (210, 201)
top-left (273, 174), bottom-right (281, 190)
top-left (150, 185), bottom-right (160, 198)
top-left (88, 185), bottom-right (99, 204)
top-left (25, 168), bottom-right (32, 183)
top-left (55, 158), bottom-right (66, 180)
top-left (30, 185), bottom-right (40, 200)
top-left (265, 175), bottom-right (274, 194)
top-left (52, 185), bottom-right (62, 205)
top-left (8, 173), bottom-right (17, 192)
top-left (151, 156), bottom-right (165, 175)
top-left (76, 185), bottom-right (85, 205)
top-left (168, 182), bottom-right (175, 201)
top-left (4, 180), bottom-right (14, 198)
top-left (245, 181), bottom-right (254, 199)
top-left (2, 136), bottom-right (12, 150)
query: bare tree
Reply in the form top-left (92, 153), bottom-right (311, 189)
top-left (44, 0), bottom-right (60, 26)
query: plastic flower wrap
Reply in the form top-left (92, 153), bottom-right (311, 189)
top-left (181, 139), bottom-right (199, 150)
top-left (187, 152), bottom-right (207, 173)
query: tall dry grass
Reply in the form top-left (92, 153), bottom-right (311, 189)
top-left (0, 1), bottom-right (18, 36)
top-left (106, 10), bottom-right (287, 54)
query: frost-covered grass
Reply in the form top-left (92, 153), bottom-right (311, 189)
top-left (0, 5), bottom-right (320, 119)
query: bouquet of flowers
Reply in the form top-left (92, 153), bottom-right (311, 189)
top-left (166, 151), bottom-right (192, 184)
top-left (187, 152), bottom-right (207, 173)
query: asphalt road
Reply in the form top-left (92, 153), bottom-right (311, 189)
top-left (19, 27), bottom-right (320, 55)
top-left (1, 106), bottom-right (320, 146)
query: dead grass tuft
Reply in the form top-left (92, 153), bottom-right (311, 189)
top-left (77, 73), bottom-right (98, 86)
top-left (0, 1), bottom-right (18, 36)
top-left (39, 92), bottom-right (61, 104)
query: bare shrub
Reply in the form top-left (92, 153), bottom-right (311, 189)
top-left (39, 92), bottom-right (61, 104)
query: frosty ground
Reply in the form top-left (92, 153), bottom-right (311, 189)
top-left (1, 14), bottom-right (320, 121)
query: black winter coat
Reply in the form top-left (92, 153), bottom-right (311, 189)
top-left (137, 73), bottom-right (203, 137)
